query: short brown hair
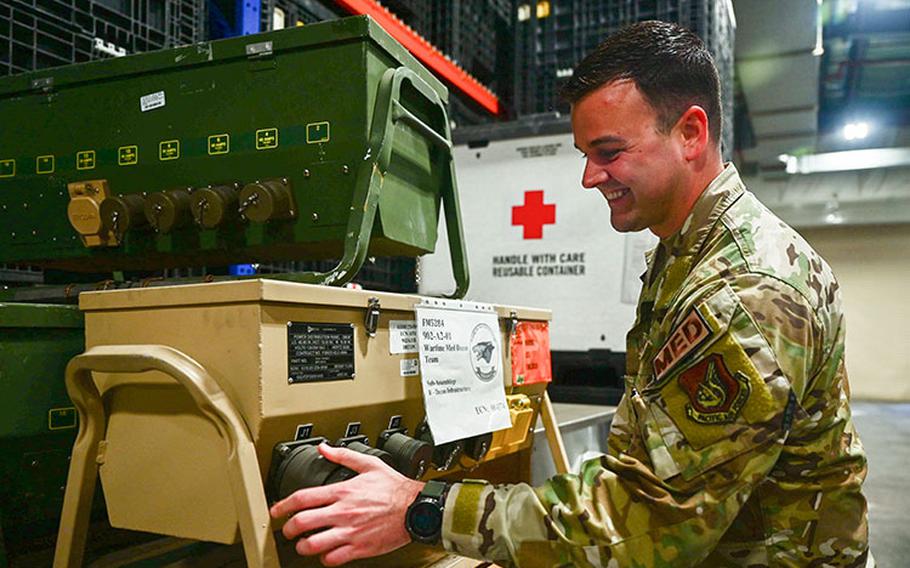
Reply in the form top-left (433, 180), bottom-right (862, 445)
top-left (560, 20), bottom-right (722, 145)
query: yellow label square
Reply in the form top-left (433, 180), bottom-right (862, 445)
top-left (36, 155), bottom-right (55, 174)
top-left (256, 128), bottom-right (279, 150)
top-left (0, 159), bottom-right (14, 178)
top-left (76, 150), bottom-right (96, 170)
top-left (159, 140), bottom-right (180, 161)
top-left (208, 133), bottom-right (230, 155)
top-left (48, 406), bottom-right (77, 430)
top-left (306, 121), bottom-right (330, 144)
top-left (118, 145), bottom-right (138, 166)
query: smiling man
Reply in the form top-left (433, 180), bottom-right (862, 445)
top-left (271, 21), bottom-right (870, 567)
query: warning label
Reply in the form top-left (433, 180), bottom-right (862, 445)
top-left (492, 251), bottom-right (586, 278)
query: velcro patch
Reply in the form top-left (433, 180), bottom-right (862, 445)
top-left (677, 354), bottom-right (750, 425)
top-left (450, 481), bottom-right (485, 536)
top-left (653, 309), bottom-right (710, 380)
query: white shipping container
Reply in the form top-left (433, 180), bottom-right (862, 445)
top-left (419, 132), bottom-right (658, 354)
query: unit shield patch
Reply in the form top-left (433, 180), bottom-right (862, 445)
top-left (677, 354), bottom-right (750, 424)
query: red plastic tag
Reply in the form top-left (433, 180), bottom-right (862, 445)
top-left (510, 321), bottom-right (552, 386)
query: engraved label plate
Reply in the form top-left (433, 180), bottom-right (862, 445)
top-left (287, 322), bottom-right (355, 383)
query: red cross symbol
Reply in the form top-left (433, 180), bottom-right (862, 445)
top-left (512, 190), bottom-right (555, 239)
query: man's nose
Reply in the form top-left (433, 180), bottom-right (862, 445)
top-left (581, 159), bottom-right (608, 189)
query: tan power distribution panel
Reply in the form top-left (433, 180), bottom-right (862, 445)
top-left (55, 280), bottom-right (553, 567)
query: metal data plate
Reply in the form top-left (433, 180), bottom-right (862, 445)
top-left (287, 322), bottom-right (355, 383)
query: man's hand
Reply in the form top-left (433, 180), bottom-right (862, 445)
top-left (270, 443), bottom-right (425, 566)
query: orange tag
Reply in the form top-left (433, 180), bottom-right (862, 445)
top-left (510, 321), bottom-right (552, 386)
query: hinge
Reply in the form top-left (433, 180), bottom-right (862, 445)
top-left (245, 40), bottom-right (273, 58)
top-left (364, 297), bottom-right (381, 338)
top-left (96, 440), bottom-right (109, 465)
top-left (31, 77), bottom-right (54, 92)
top-left (506, 310), bottom-right (519, 336)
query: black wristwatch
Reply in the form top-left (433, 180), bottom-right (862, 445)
top-left (405, 480), bottom-right (449, 545)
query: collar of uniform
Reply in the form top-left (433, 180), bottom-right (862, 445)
top-left (640, 246), bottom-right (658, 283)
top-left (660, 163), bottom-right (744, 260)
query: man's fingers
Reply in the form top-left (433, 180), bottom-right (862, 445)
top-left (318, 442), bottom-right (383, 474)
top-left (281, 506), bottom-right (340, 540)
top-left (295, 527), bottom-right (352, 558)
top-left (270, 485), bottom-right (336, 518)
top-left (320, 544), bottom-right (358, 567)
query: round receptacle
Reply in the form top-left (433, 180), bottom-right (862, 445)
top-left (238, 179), bottom-right (296, 223)
top-left (190, 183), bottom-right (240, 228)
top-left (144, 189), bottom-right (192, 233)
top-left (379, 432), bottom-right (432, 479)
top-left (100, 194), bottom-right (147, 235)
top-left (272, 444), bottom-right (353, 502)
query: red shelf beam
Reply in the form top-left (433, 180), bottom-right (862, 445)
top-left (332, 0), bottom-right (501, 115)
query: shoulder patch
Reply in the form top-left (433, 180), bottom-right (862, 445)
top-left (653, 309), bottom-right (710, 381)
top-left (677, 354), bottom-right (750, 425)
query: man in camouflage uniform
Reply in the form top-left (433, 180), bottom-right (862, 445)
top-left (272, 21), bottom-right (869, 567)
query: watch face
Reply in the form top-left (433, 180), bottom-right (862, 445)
top-left (408, 500), bottom-right (443, 539)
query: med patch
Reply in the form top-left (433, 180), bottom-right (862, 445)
top-left (653, 309), bottom-right (711, 382)
top-left (677, 354), bottom-right (750, 425)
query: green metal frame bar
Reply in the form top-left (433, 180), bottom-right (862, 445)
top-left (0, 522), bottom-right (7, 568)
top-left (271, 66), bottom-right (470, 298)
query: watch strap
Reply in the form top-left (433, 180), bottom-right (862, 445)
top-left (420, 479), bottom-right (448, 500)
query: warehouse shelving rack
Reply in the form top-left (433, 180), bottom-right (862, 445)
top-left (0, 0), bottom-right (206, 76)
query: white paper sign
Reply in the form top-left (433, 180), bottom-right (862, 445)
top-left (416, 300), bottom-right (511, 444)
top-left (400, 358), bottom-right (420, 377)
top-left (389, 320), bottom-right (418, 354)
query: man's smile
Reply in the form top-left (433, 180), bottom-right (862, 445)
top-left (601, 186), bottom-right (630, 201)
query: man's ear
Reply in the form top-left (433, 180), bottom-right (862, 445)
top-left (674, 105), bottom-right (711, 161)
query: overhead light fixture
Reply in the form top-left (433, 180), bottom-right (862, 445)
top-left (779, 147), bottom-right (910, 174)
top-left (843, 121), bottom-right (870, 141)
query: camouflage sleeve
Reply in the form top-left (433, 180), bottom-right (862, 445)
top-left (441, 278), bottom-right (819, 567)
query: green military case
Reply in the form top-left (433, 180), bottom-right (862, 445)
top-left (0, 16), bottom-right (468, 294)
top-left (0, 303), bottom-right (84, 565)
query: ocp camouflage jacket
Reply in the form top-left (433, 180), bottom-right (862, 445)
top-left (440, 164), bottom-right (869, 567)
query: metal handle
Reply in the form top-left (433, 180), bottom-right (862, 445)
top-left (53, 345), bottom-right (279, 568)
top-left (392, 100), bottom-right (452, 150)
top-left (271, 66), bottom-right (470, 298)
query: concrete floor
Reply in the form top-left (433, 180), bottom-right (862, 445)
top-left (851, 401), bottom-right (910, 568)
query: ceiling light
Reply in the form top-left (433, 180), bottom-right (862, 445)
top-left (782, 147), bottom-right (910, 174)
top-left (843, 121), bottom-right (870, 141)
